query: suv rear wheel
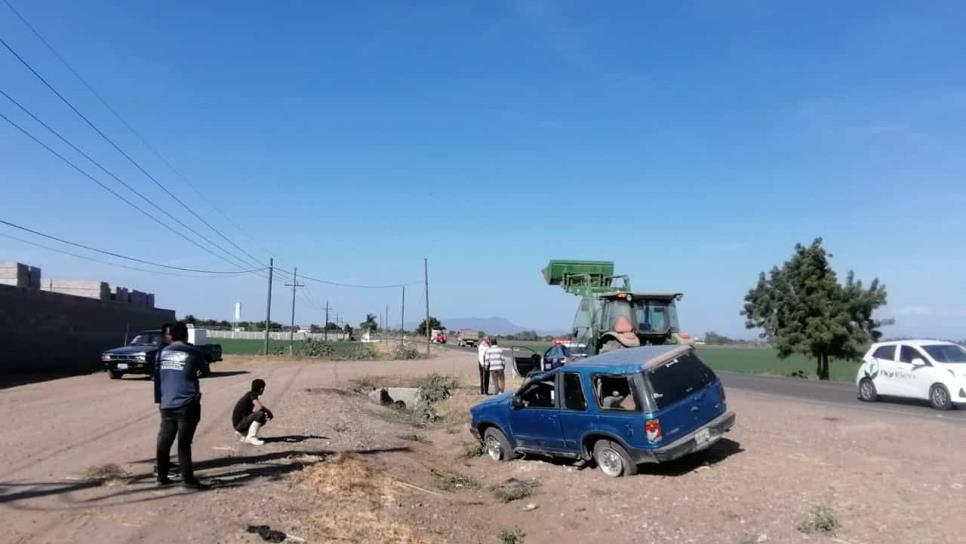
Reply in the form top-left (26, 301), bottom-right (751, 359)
top-left (593, 439), bottom-right (637, 477)
top-left (483, 427), bottom-right (515, 462)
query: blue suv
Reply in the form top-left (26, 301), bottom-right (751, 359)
top-left (469, 345), bottom-right (736, 477)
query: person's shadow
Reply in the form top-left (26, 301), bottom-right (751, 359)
top-left (261, 434), bottom-right (327, 444)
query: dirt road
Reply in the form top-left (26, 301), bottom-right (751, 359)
top-left (2, 350), bottom-right (964, 543)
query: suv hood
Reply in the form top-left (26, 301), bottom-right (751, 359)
top-left (471, 392), bottom-right (513, 410)
top-left (103, 345), bottom-right (158, 356)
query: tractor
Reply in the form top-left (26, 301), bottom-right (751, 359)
top-left (543, 260), bottom-right (688, 355)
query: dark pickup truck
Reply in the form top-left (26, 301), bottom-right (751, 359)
top-left (101, 330), bottom-right (223, 380)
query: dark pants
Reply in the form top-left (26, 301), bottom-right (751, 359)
top-left (479, 364), bottom-right (490, 395)
top-left (234, 410), bottom-right (268, 433)
top-left (157, 399), bottom-right (201, 482)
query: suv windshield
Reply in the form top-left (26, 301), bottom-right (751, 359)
top-left (645, 351), bottom-right (716, 409)
top-left (922, 344), bottom-right (966, 363)
top-left (130, 333), bottom-right (162, 346)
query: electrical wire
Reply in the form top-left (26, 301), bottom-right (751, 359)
top-left (0, 231), bottom-right (256, 278)
top-left (0, 218), bottom-right (267, 275)
top-left (0, 34), bottom-right (267, 271)
top-left (0, 110), bottom-right (259, 272)
top-left (299, 272), bottom-right (418, 289)
top-left (0, 0), bottom-right (275, 262)
top-left (0, 87), bottom-right (262, 272)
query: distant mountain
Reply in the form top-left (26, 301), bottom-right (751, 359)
top-left (404, 316), bottom-right (565, 337)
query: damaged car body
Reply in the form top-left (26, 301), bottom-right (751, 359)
top-left (470, 345), bottom-right (736, 477)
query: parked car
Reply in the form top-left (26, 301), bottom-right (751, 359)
top-left (101, 329), bottom-right (223, 380)
top-left (542, 343), bottom-right (589, 371)
top-left (857, 340), bottom-right (966, 410)
top-left (470, 345), bottom-right (736, 477)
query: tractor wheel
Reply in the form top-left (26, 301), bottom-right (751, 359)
top-left (600, 340), bottom-right (624, 353)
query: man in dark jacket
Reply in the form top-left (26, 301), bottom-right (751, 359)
top-left (155, 321), bottom-right (207, 490)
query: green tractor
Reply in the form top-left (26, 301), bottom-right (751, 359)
top-left (543, 260), bottom-right (689, 355)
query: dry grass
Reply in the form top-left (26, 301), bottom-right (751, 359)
top-left (297, 454), bottom-right (438, 543)
top-left (296, 454), bottom-right (397, 505)
top-left (84, 464), bottom-right (130, 486)
top-left (312, 511), bottom-right (438, 544)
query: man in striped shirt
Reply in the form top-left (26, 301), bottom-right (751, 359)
top-left (484, 339), bottom-right (506, 394)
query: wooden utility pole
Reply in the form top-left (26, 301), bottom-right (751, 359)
top-left (284, 267), bottom-right (304, 355)
top-left (424, 258), bottom-right (430, 356)
top-left (263, 258), bottom-right (273, 355)
top-left (400, 286), bottom-right (405, 346)
top-left (324, 300), bottom-right (330, 342)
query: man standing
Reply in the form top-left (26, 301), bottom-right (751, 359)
top-left (485, 339), bottom-right (506, 394)
top-left (156, 321), bottom-right (207, 490)
top-left (477, 336), bottom-right (491, 395)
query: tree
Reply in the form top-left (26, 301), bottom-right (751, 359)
top-left (325, 321), bottom-right (340, 331)
top-left (415, 317), bottom-right (443, 336)
top-left (704, 331), bottom-right (735, 345)
top-left (183, 314), bottom-right (197, 324)
top-left (742, 238), bottom-right (889, 380)
top-left (360, 313), bottom-right (378, 334)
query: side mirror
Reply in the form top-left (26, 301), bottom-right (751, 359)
top-left (511, 396), bottom-right (524, 409)
top-left (911, 358), bottom-right (926, 367)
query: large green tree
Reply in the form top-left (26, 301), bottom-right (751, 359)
top-left (742, 238), bottom-right (889, 380)
top-left (360, 313), bottom-right (379, 334)
top-left (415, 317), bottom-right (443, 336)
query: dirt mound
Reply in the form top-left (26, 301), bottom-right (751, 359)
top-left (83, 464), bottom-right (130, 486)
top-left (312, 511), bottom-right (437, 544)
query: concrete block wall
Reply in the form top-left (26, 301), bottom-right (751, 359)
top-left (43, 279), bottom-right (111, 300)
top-left (0, 262), bottom-right (41, 289)
top-left (112, 286), bottom-right (130, 303)
top-left (0, 284), bottom-right (175, 374)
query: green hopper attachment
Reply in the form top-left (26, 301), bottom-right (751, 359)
top-left (542, 260), bottom-right (629, 295)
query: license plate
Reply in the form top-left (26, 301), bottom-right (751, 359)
top-left (116, 363), bottom-right (128, 370)
top-left (694, 428), bottom-right (711, 446)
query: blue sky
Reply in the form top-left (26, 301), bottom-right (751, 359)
top-left (1, 1), bottom-right (964, 339)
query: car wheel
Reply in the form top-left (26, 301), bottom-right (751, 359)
top-left (929, 384), bottom-right (953, 410)
top-left (593, 439), bottom-right (637, 478)
top-left (600, 340), bottom-right (623, 353)
top-left (483, 427), bottom-right (515, 462)
top-left (858, 379), bottom-right (878, 402)
top-left (109, 370), bottom-right (123, 380)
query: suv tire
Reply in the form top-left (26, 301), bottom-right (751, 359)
top-left (858, 378), bottom-right (878, 402)
top-left (593, 439), bottom-right (637, 477)
top-left (929, 384), bottom-right (953, 410)
top-left (483, 427), bottom-right (515, 462)
top-left (109, 370), bottom-right (123, 380)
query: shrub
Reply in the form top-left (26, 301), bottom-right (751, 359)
top-left (498, 529), bottom-right (525, 544)
top-left (414, 374), bottom-right (458, 421)
top-left (391, 345), bottom-right (421, 360)
top-left (797, 506), bottom-right (840, 535)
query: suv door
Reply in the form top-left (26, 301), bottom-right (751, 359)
top-left (507, 374), bottom-right (566, 452)
top-left (557, 371), bottom-right (591, 454)
top-left (590, 373), bottom-right (644, 448)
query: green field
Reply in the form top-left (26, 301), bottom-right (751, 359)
top-left (218, 338), bottom-right (289, 355)
top-left (498, 341), bottom-right (858, 382)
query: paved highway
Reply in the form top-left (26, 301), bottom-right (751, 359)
top-left (446, 344), bottom-right (966, 423)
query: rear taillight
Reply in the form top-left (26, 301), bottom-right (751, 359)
top-left (645, 418), bottom-right (662, 444)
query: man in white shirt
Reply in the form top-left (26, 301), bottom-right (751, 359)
top-left (485, 339), bottom-right (506, 394)
top-left (477, 336), bottom-right (490, 395)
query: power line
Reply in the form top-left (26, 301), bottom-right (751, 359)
top-left (298, 272), bottom-right (419, 289)
top-left (0, 0), bottom-right (274, 262)
top-left (0, 87), bottom-right (262, 272)
top-left (0, 231), bottom-right (254, 278)
top-left (0, 218), bottom-right (266, 275)
top-left (0, 110), bottom-right (258, 272)
top-left (0, 34), bottom-right (266, 271)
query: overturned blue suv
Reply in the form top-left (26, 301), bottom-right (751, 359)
top-left (470, 345), bottom-right (735, 477)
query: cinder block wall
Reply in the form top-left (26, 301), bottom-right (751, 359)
top-left (0, 284), bottom-right (176, 375)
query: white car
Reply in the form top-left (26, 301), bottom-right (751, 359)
top-left (856, 340), bottom-right (966, 410)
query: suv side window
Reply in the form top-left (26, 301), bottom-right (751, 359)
top-left (593, 374), bottom-right (640, 411)
top-left (519, 377), bottom-right (556, 408)
top-left (872, 345), bottom-right (895, 360)
top-left (899, 345), bottom-right (926, 364)
top-left (563, 373), bottom-right (587, 411)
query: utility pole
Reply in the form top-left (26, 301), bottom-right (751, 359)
top-left (385, 303), bottom-right (389, 337)
top-left (284, 267), bottom-right (304, 355)
top-left (324, 300), bottom-right (330, 342)
top-left (424, 258), bottom-right (430, 356)
top-left (400, 286), bottom-right (406, 346)
top-left (263, 258), bottom-right (274, 356)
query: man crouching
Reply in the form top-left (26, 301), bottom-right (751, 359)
top-left (232, 379), bottom-right (274, 446)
